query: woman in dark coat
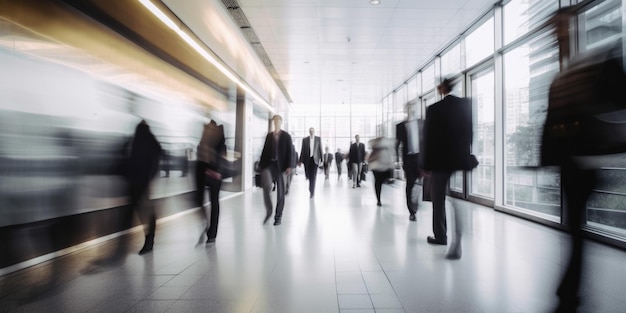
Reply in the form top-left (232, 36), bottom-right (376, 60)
top-left (195, 120), bottom-right (226, 244)
top-left (126, 120), bottom-right (162, 255)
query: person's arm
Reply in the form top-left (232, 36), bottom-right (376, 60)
top-left (285, 134), bottom-right (293, 174)
top-left (316, 138), bottom-right (323, 159)
top-left (395, 124), bottom-right (402, 163)
top-left (298, 140), bottom-right (303, 165)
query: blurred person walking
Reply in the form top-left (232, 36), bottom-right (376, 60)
top-left (541, 8), bottom-right (626, 312)
top-left (259, 115), bottom-right (293, 225)
top-left (367, 137), bottom-right (395, 206)
top-left (322, 146), bottom-right (333, 180)
top-left (422, 78), bottom-right (474, 259)
top-left (195, 120), bottom-right (226, 244)
top-left (349, 135), bottom-right (366, 188)
top-left (346, 143), bottom-right (353, 180)
top-left (396, 106), bottom-right (423, 221)
top-left (299, 127), bottom-right (323, 198)
top-left (125, 120), bottom-right (162, 255)
top-left (335, 148), bottom-right (345, 179)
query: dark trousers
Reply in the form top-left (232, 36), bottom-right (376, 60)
top-left (403, 154), bottom-right (420, 214)
top-left (261, 162), bottom-right (285, 220)
top-left (128, 182), bottom-right (156, 245)
top-left (195, 162), bottom-right (222, 239)
top-left (556, 159), bottom-right (596, 311)
top-left (305, 157), bottom-right (319, 196)
top-left (373, 170), bottom-right (388, 203)
top-left (323, 162), bottom-right (330, 179)
top-left (347, 161), bottom-right (351, 179)
top-left (336, 162), bottom-right (343, 177)
top-left (431, 171), bottom-right (452, 241)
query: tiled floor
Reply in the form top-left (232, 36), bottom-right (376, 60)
top-left (2, 174), bottom-right (626, 313)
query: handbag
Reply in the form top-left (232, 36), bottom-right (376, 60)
top-left (462, 154), bottom-right (479, 171)
top-left (205, 168), bottom-right (222, 181)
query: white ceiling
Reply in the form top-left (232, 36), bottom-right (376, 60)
top-left (235, 0), bottom-right (498, 109)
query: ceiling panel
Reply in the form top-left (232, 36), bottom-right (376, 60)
top-left (227, 0), bottom-right (499, 107)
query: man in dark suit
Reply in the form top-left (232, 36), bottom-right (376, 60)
top-left (259, 115), bottom-right (293, 226)
top-left (322, 146), bottom-right (334, 180)
top-left (396, 106), bottom-right (422, 222)
top-left (299, 127), bottom-right (323, 198)
top-left (423, 78), bottom-right (473, 259)
top-left (335, 148), bottom-right (345, 179)
top-left (349, 134), bottom-right (366, 188)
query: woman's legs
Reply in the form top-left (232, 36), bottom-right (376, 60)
top-left (206, 177), bottom-right (222, 241)
top-left (373, 171), bottom-right (384, 205)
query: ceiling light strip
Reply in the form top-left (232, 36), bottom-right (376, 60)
top-left (138, 0), bottom-right (273, 112)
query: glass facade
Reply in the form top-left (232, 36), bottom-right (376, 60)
top-left (376, 0), bottom-right (626, 243)
top-left (503, 32), bottom-right (560, 218)
top-left (441, 43), bottom-right (461, 79)
top-left (290, 104), bottom-right (377, 172)
top-left (466, 17), bottom-right (495, 67)
top-left (470, 70), bottom-right (495, 199)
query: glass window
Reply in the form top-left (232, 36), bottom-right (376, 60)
top-left (579, 0), bottom-right (621, 52)
top-left (504, 0), bottom-right (557, 45)
top-left (450, 172), bottom-right (463, 192)
top-left (441, 43), bottom-right (461, 78)
top-left (320, 116), bottom-right (335, 140)
top-left (304, 116), bottom-right (320, 136)
top-left (588, 168), bottom-right (626, 237)
top-left (503, 31), bottom-right (560, 218)
top-left (466, 17), bottom-right (494, 67)
top-left (407, 76), bottom-right (418, 101)
top-left (470, 69), bottom-right (495, 199)
top-left (422, 64), bottom-right (435, 92)
top-left (395, 85), bottom-right (407, 112)
top-left (579, 0), bottom-right (626, 237)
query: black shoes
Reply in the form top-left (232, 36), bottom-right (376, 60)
top-left (409, 214), bottom-right (416, 221)
top-left (377, 202), bottom-right (381, 206)
top-left (357, 184), bottom-right (361, 187)
top-left (206, 237), bottom-right (216, 243)
top-left (138, 240), bottom-right (153, 255)
top-left (263, 213), bottom-right (271, 225)
top-left (427, 236), bottom-right (447, 245)
top-left (273, 219), bottom-right (281, 226)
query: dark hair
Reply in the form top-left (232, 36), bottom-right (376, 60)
top-left (438, 78), bottom-right (455, 94)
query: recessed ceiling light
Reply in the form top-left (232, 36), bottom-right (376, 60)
top-left (369, 0), bottom-right (381, 5)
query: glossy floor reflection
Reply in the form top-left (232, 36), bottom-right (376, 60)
top-left (2, 173), bottom-right (626, 312)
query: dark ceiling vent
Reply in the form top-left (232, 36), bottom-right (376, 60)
top-left (220, 0), bottom-right (292, 103)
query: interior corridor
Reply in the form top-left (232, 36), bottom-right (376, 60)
top-left (1, 173), bottom-right (626, 313)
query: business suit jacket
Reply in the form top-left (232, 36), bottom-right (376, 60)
top-left (422, 95), bottom-right (473, 171)
top-left (348, 142), bottom-right (366, 165)
top-left (396, 119), bottom-right (424, 164)
top-left (323, 152), bottom-right (334, 167)
top-left (299, 136), bottom-right (323, 166)
top-left (259, 131), bottom-right (293, 172)
top-left (335, 152), bottom-right (344, 165)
